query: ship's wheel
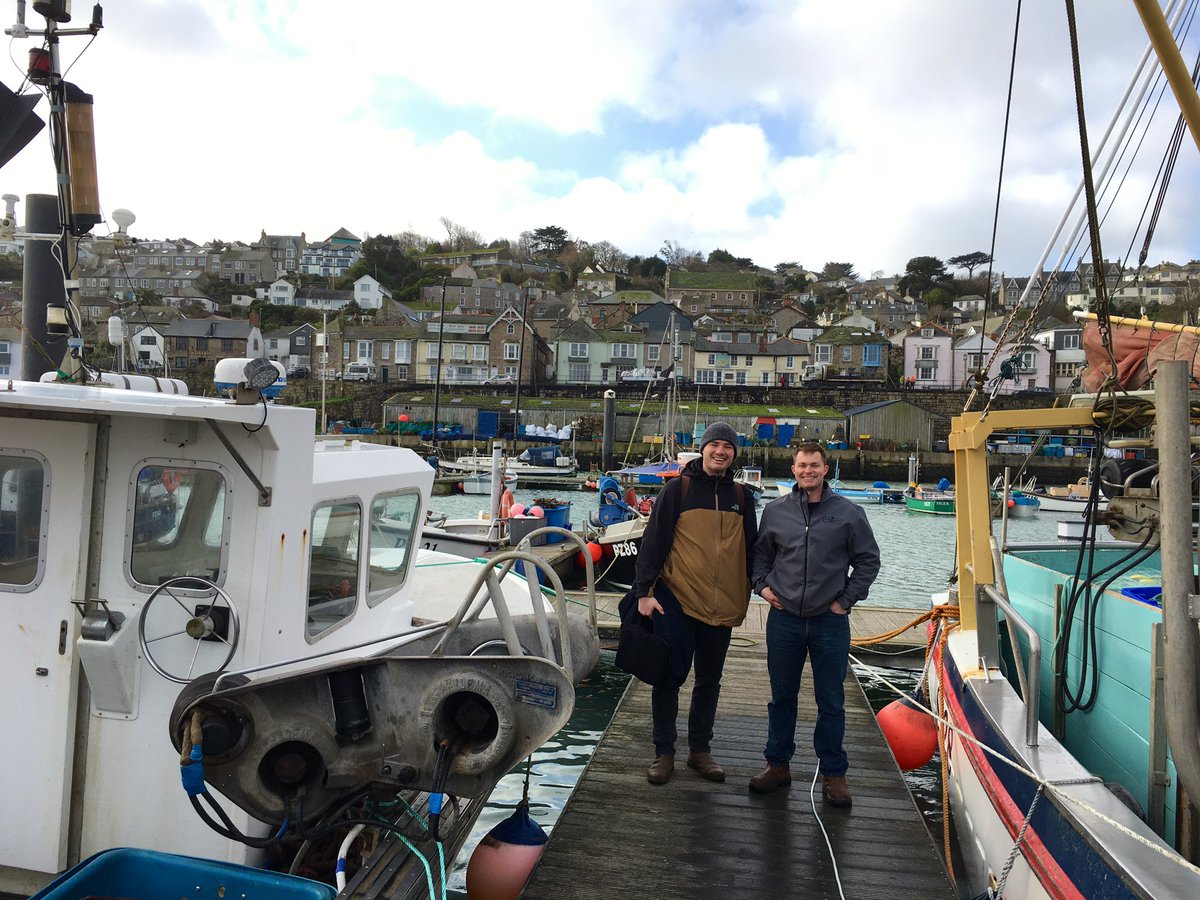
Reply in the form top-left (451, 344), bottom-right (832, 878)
top-left (137, 576), bottom-right (241, 684)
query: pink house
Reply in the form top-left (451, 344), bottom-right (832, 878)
top-left (902, 322), bottom-right (955, 388)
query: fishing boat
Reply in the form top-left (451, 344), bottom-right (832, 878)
top-left (1007, 490), bottom-right (1041, 518)
top-left (733, 465), bottom-right (767, 499)
top-left (0, 365), bottom-right (599, 897)
top-left (440, 444), bottom-right (578, 479)
top-left (904, 484), bottom-right (956, 515)
top-left (1031, 478), bottom-right (1112, 513)
top-left (918, 6), bottom-right (1200, 896)
top-left (830, 460), bottom-right (888, 505)
top-left (460, 468), bottom-right (517, 495)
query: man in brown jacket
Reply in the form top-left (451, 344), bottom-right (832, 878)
top-left (633, 422), bottom-right (758, 785)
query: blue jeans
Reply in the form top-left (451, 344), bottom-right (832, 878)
top-left (764, 606), bottom-right (851, 776)
top-left (649, 585), bottom-right (732, 758)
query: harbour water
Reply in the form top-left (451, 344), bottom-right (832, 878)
top-left (433, 480), bottom-right (1073, 895)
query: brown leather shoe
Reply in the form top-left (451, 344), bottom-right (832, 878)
top-left (647, 755), bottom-right (675, 785)
top-left (822, 775), bottom-right (852, 808)
top-left (686, 752), bottom-right (726, 782)
top-left (749, 763), bottom-right (792, 794)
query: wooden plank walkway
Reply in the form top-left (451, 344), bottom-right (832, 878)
top-left (520, 637), bottom-right (954, 899)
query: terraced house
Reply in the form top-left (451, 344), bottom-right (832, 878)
top-left (163, 317), bottom-right (263, 373)
top-left (664, 270), bottom-right (759, 316)
top-left (810, 326), bottom-right (890, 379)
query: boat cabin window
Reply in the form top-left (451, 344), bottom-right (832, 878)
top-left (307, 500), bottom-right (361, 638)
top-left (0, 454), bottom-right (48, 589)
top-left (367, 491), bottom-right (421, 605)
top-left (129, 465), bottom-right (228, 588)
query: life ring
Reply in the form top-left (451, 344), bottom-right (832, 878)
top-left (161, 468), bottom-right (180, 493)
top-left (500, 488), bottom-right (515, 519)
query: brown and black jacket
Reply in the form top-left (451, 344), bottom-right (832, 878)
top-left (632, 457), bottom-right (758, 627)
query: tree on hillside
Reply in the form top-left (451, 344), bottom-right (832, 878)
top-left (948, 250), bottom-right (992, 280)
top-left (532, 225), bottom-right (569, 257)
top-left (924, 286), bottom-right (956, 310)
top-left (393, 230), bottom-right (433, 254)
top-left (898, 256), bottom-right (950, 298)
top-left (774, 260), bottom-right (801, 274)
top-left (660, 239), bottom-right (703, 268)
top-left (708, 248), bottom-right (753, 270)
top-left (438, 217), bottom-right (482, 252)
top-left (589, 239), bottom-right (628, 271)
top-left (0, 252), bottom-right (21, 280)
top-left (819, 261), bottom-right (858, 282)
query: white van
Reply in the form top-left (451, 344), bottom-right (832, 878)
top-left (342, 363), bottom-right (377, 382)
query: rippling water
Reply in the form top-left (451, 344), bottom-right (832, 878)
top-left (430, 482), bottom-right (1065, 608)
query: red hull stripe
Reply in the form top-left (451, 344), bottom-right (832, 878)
top-left (939, 649), bottom-right (1085, 900)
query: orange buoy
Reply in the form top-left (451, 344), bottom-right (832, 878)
top-left (576, 541), bottom-right (603, 567)
top-left (1007, 498), bottom-right (1016, 508)
top-left (161, 469), bottom-right (180, 493)
top-left (465, 801), bottom-right (547, 900)
top-left (877, 693), bottom-right (938, 771)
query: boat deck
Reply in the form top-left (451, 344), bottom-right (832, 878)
top-left (520, 613), bottom-right (954, 899)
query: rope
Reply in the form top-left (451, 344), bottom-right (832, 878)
top-left (992, 784), bottom-right (1044, 899)
top-left (849, 605), bottom-right (959, 648)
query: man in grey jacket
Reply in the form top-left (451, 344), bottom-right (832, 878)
top-left (749, 442), bottom-right (880, 805)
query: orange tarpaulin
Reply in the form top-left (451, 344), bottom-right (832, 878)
top-left (1079, 320), bottom-right (1200, 390)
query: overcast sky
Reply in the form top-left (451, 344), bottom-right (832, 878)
top-left (2, 0), bottom-right (1199, 278)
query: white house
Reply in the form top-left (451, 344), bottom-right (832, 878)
top-left (953, 333), bottom-right (1053, 394)
top-left (128, 324), bottom-right (165, 371)
top-left (0, 325), bottom-right (20, 378)
top-left (351, 275), bottom-right (393, 311)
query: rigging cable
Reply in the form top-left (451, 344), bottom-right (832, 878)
top-left (965, 0), bottom-right (1022, 414)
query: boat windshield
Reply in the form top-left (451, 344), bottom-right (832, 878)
top-left (0, 454), bottom-right (46, 587)
top-left (129, 465), bottom-right (227, 588)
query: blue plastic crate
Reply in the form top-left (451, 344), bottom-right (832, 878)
top-left (1119, 586), bottom-right (1162, 607)
top-left (32, 848), bottom-right (336, 900)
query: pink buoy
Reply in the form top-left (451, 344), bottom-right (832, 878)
top-left (528, 505), bottom-right (545, 518)
top-left (508, 502), bottom-right (526, 517)
top-left (466, 801), bottom-right (547, 900)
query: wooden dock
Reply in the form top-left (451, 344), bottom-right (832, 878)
top-left (520, 608), bottom-right (954, 899)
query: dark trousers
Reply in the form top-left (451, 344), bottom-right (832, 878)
top-left (763, 606), bottom-right (851, 776)
top-left (649, 586), bottom-right (732, 758)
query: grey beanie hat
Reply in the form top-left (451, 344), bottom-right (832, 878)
top-left (699, 422), bottom-right (739, 454)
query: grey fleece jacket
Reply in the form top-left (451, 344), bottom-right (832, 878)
top-left (752, 482), bottom-right (881, 616)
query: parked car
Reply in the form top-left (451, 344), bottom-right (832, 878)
top-left (483, 374), bottom-right (515, 385)
top-left (287, 365), bottom-right (310, 379)
top-left (342, 363), bottom-right (377, 382)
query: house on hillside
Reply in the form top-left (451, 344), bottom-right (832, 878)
top-left (665, 270), bottom-right (759, 316)
top-left (264, 323), bottom-right (317, 372)
top-left (952, 333), bottom-right (1052, 393)
top-left (902, 322), bottom-right (955, 388)
top-left (577, 265), bottom-right (617, 296)
top-left (163, 317), bottom-right (264, 372)
top-left (0, 325), bottom-right (20, 378)
top-left (255, 231), bottom-right (306, 277)
top-left (811, 326), bottom-right (889, 378)
top-left (1035, 319), bottom-right (1084, 391)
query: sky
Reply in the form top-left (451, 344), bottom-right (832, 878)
top-left (2, 0), bottom-right (1200, 279)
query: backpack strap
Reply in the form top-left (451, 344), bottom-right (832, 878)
top-left (681, 472), bottom-right (745, 509)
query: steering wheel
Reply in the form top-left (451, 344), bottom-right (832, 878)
top-left (137, 576), bottom-right (241, 684)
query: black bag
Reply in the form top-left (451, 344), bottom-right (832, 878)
top-left (615, 590), bottom-right (672, 687)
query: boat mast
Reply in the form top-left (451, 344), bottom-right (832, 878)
top-left (431, 276), bottom-right (447, 457)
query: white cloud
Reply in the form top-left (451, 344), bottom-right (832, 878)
top-left (0, 0), bottom-right (1196, 278)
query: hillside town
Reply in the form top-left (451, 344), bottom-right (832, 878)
top-left (4, 224), bottom-right (1199, 405)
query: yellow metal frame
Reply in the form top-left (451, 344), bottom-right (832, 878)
top-left (950, 407), bottom-right (1096, 630)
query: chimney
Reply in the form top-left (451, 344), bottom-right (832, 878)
top-left (249, 311), bottom-right (260, 328)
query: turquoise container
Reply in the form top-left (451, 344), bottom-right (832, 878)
top-left (32, 849), bottom-right (336, 900)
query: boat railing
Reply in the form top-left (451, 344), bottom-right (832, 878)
top-left (431, 529), bottom-right (598, 673)
top-left (979, 581), bottom-right (1042, 748)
